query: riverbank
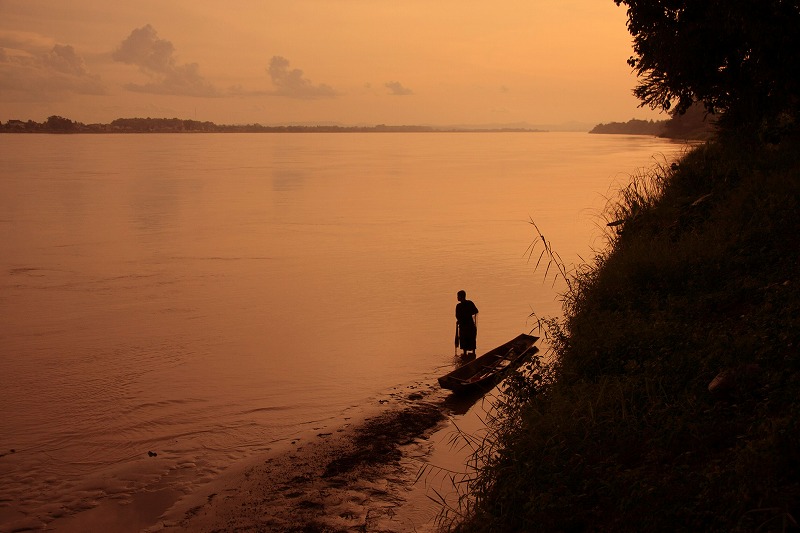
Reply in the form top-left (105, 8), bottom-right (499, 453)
top-left (168, 385), bottom-right (449, 532)
top-left (453, 135), bottom-right (800, 531)
top-left (160, 379), bottom-right (499, 533)
top-left (40, 376), bottom-right (500, 533)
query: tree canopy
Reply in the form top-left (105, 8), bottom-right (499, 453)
top-left (615, 0), bottom-right (800, 135)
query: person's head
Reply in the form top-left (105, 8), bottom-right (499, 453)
top-left (457, 290), bottom-right (466, 302)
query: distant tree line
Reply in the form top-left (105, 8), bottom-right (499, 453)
top-left (591, 102), bottom-right (714, 139)
top-left (590, 118), bottom-right (664, 136)
top-left (0, 116), bottom-right (543, 134)
top-left (0, 116), bottom-right (218, 133)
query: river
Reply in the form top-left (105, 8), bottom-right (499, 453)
top-left (0, 132), bottom-right (684, 530)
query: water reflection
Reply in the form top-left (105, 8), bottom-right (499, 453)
top-left (442, 387), bottom-right (487, 416)
top-left (271, 167), bottom-right (306, 192)
top-left (130, 177), bottom-right (184, 233)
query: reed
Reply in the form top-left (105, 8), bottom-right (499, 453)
top-left (450, 135), bottom-right (800, 532)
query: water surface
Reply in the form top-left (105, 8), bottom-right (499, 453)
top-left (0, 132), bottom-right (684, 528)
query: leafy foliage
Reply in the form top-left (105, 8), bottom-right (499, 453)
top-left (615, 0), bottom-right (800, 135)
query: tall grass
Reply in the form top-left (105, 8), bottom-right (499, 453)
top-left (450, 136), bottom-right (800, 532)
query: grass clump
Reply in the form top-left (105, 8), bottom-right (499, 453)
top-left (450, 136), bottom-right (800, 532)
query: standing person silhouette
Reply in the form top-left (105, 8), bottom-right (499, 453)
top-left (455, 290), bottom-right (479, 357)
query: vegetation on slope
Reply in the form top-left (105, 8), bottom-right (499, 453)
top-left (450, 135), bottom-right (800, 531)
top-left (449, 2), bottom-right (800, 530)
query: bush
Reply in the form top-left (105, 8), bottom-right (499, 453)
top-left (451, 137), bottom-right (800, 532)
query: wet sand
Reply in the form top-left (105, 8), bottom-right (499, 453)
top-left (42, 377), bottom-right (490, 533)
top-left (162, 380), bottom-right (488, 533)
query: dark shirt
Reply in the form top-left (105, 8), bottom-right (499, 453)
top-left (455, 300), bottom-right (479, 325)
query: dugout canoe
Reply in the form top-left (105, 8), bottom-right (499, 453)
top-left (438, 333), bottom-right (540, 393)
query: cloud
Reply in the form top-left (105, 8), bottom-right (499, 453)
top-left (267, 56), bottom-right (337, 99)
top-left (385, 81), bottom-right (413, 96)
top-left (0, 30), bottom-right (56, 52)
top-left (113, 25), bottom-right (219, 97)
top-left (45, 44), bottom-right (89, 76)
top-left (0, 33), bottom-right (106, 101)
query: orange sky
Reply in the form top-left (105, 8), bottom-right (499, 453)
top-left (0, 0), bottom-right (665, 128)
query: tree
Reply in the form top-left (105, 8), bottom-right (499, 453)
top-left (615, 0), bottom-right (800, 134)
top-left (45, 115), bottom-right (76, 132)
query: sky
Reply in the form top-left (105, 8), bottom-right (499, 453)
top-left (0, 0), bottom-right (666, 128)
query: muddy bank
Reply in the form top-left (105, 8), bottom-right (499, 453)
top-left (158, 380), bottom-right (486, 532)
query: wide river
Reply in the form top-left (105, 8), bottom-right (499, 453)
top-left (0, 132), bottom-right (684, 530)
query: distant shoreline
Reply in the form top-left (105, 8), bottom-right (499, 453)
top-left (1, 116), bottom-right (548, 135)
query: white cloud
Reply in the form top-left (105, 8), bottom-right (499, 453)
top-left (267, 56), bottom-right (337, 99)
top-left (113, 25), bottom-right (219, 97)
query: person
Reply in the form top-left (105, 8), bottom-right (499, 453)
top-left (455, 290), bottom-right (479, 356)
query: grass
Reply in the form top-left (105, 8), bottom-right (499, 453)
top-left (448, 134), bottom-right (800, 532)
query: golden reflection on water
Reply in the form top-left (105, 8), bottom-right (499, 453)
top-left (0, 132), bottom-right (684, 525)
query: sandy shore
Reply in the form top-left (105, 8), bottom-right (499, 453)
top-left (158, 380), bottom-right (487, 533)
top-left (32, 376), bottom-right (492, 533)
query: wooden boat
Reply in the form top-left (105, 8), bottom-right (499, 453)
top-left (438, 333), bottom-right (540, 393)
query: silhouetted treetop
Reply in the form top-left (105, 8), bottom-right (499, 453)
top-left (616, 0), bottom-right (800, 136)
top-left (45, 115), bottom-right (77, 132)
